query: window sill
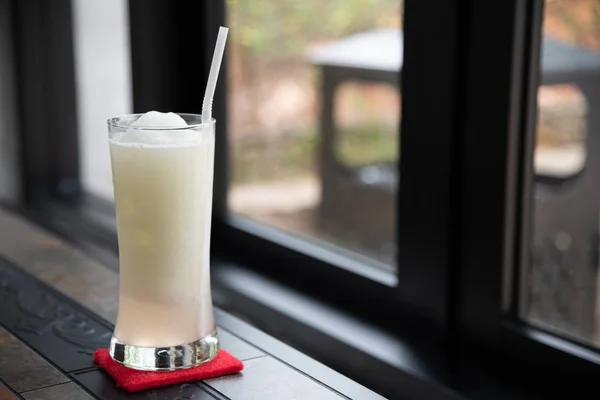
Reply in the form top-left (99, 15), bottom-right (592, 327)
top-left (15, 198), bottom-right (589, 399)
top-left (211, 261), bottom-right (549, 400)
top-left (212, 260), bottom-right (459, 400)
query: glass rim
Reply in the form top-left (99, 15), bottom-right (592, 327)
top-left (107, 113), bottom-right (216, 131)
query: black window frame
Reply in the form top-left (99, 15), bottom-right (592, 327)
top-left (7, 0), bottom-right (600, 398)
top-left (211, 0), bottom-right (461, 337)
top-left (456, 0), bottom-right (600, 385)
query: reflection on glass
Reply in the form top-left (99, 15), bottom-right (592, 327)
top-left (535, 84), bottom-right (587, 178)
top-left (227, 1), bottom-right (402, 270)
top-left (525, 0), bottom-right (600, 345)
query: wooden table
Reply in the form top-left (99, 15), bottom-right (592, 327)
top-left (0, 209), bottom-right (384, 400)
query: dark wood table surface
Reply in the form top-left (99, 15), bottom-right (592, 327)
top-left (0, 209), bottom-right (385, 400)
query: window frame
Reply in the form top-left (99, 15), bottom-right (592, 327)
top-left (211, 0), bottom-right (462, 337)
top-left (455, 0), bottom-right (600, 390)
top-left (7, 0), bottom-right (600, 397)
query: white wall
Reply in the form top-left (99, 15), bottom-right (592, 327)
top-left (72, 0), bottom-right (132, 200)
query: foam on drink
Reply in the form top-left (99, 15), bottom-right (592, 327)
top-left (111, 111), bottom-right (200, 147)
top-left (110, 111), bottom-right (216, 347)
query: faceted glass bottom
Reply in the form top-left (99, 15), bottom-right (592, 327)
top-left (109, 330), bottom-right (219, 371)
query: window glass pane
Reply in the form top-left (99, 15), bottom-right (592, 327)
top-left (227, 1), bottom-right (402, 270)
top-left (72, 0), bottom-right (132, 200)
top-left (525, 0), bottom-right (600, 344)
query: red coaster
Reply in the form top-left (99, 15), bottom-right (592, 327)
top-left (94, 349), bottom-right (244, 392)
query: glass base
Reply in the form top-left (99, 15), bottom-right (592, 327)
top-left (109, 330), bottom-right (220, 371)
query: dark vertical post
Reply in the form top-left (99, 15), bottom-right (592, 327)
top-left (456, 0), bottom-right (532, 341)
top-left (128, 0), bottom-right (227, 218)
top-left (12, 0), bottom-right (80, 205)
top-left (396, 0), bottom-right (461, 333)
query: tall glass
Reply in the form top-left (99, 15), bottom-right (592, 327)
top-left (107, 113), bottom-right (219, 370)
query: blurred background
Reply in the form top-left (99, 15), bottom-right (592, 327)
top-left (0, 0), bottom-right (599, 398)
top-left (73, 0), bottom-right (600, 346)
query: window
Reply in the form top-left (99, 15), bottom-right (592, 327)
top-left (226, 1), bottom-right (402, 269)
top-left (525, 0), bottom-right (600, 346)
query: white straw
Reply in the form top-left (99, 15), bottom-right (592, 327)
top-left (202, 26), bottom-right (229, 124)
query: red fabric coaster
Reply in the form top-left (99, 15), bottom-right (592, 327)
top-left (94, 349), bottom-right (243, 392)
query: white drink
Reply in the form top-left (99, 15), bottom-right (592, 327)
top-left (109, 112), bottom-right (216, 349)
